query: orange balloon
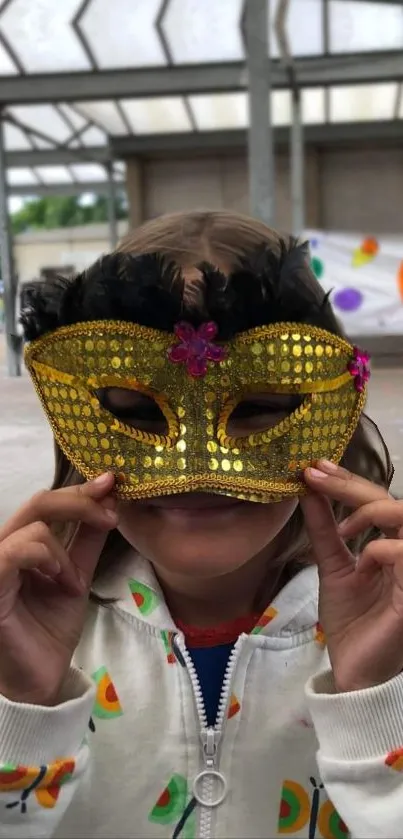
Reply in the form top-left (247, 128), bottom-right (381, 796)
top-left (361, 236), bottom-right (379, 256)
top-left (398, 261), bottom-right (403, 301)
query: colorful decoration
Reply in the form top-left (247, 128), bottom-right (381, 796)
top-left (311, 256), bottom-right (324, 280)
top-left (91, 666), bottom-right (123, 719)
top-left (128, 579), bottom-right (159, 616)
top-left (161, 629), bottom-right (176, 664)
top-left (333, 288), bottom-right (363, 313)
top-left (251, 605), bottom-right (278, 635)
top-left (385, 746), bottom-right (403, 771)
top-left (352, 237), bottom-right (379, 268)
top-left (0, 759), bottom-right (74, 814)
top-left (228, 694), bottom-right (241, 719)
top-left (347, 347), bottom-right (371, 393)
top-left (149, 774), bottom-right (196, 838)
top-left (278, 778), bottom-right (349, 838)
top-left (167, 321), bottom-right (226, 378)
top-left (314, 622), bottom-right (326, 647)
top-left (397, 261), bottom-right (403, 302)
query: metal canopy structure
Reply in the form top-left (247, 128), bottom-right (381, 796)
top-left (1, 0), bottom-right (403, 377)
top-left (0, 0), bottom-right (402, 193)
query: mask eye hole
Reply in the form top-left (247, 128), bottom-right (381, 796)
top-left (226, 392), bottom-right (304, 438)
top-left (96, 387), bottom-right (169, 436)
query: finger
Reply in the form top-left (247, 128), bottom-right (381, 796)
top-left (0, 526), bottom-right (62, 581)
top-left (357, 538), bottom-right (403, 577)
top-left (338, 499), bottom-right (403, 539)
top-left (68, 523), bottom-right (110, 590)
top-left (0, 474), bottom-right (117, 543)
top-left (304, 459), bottom-right (389, 510)
top-left (300, 492), bottom-right (355, 578)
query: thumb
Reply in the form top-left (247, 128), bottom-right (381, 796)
top-left (300, 492), bottom-right (355, 579)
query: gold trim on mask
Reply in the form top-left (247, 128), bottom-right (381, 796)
top-left (24, 319), bottom-right (369, 502)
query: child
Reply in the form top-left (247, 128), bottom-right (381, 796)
top-left (0, 210), bottom-right (402, 839)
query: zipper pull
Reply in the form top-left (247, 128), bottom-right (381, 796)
top-left (200, 727), bottom-right (221, 769)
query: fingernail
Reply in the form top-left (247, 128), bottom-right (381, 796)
top-left (318, 459), bottom-right (338, 473)
top-left (308, 467), bottom-right (328, 479)
top-left (104, 509), bottom-right (118, 524)
top-left (92, 473), bottom-right (112, 487)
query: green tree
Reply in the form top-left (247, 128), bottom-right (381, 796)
top-left (11, 193), bottom-right (128, 234)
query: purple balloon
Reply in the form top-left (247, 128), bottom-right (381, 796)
top-left (333, 288), bottom-right (363, 313)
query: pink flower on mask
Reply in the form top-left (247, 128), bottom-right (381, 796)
top-left (167, 322), bottom-right (226, 378)
top-left (347, 347), bottom-right (371, 392)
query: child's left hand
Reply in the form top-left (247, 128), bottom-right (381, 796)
top-left (301, 460), bottom-right (403, 692)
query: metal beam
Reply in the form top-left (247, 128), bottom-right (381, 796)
top-left (110, 120), bottom-right (403, 156)
top-left (0, 115), bottom-right (20, 376)
top-left (6, 147), bottom-right (109, 167)
top-left (8, 181), bottom-right (125, 197)
top-left (0, 52), bottom-right (403, 103)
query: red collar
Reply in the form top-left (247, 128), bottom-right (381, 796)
top-left (175, 613), bottom-right (260, 648)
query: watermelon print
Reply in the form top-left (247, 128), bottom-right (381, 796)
top-left (149, 774), bottom-right (196, 838)
top-left (128, 579), bottom-right (159, 615)
top-left (228, 693), bottom-right (241, 720)
top-left (251, 605), bottom-right (278, 635)
top-left (314, 622), bottom-right (326, 646)
top-left (278, 778), bottom-right (349, 837)
top-left (385, 746), bottom-right (403, 771)
top-left (91, 666), bottom-right (123, 719)
top-left (161, 629), bottom-right (176, 664)
top-left (278, 780), bottom-right (310, 834)
top-left (0, 759), bottom-right (75, 814)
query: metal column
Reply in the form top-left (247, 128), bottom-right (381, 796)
top-left (0, 113), bottom-right (20, 377)
top-left (244, 0), bottom-right (275, 226)
top-left (291, 87), bottom-right (305, 236)
top-left (106, 160), bottom-right (118, 250)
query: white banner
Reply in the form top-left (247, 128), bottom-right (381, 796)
top-left (305, 231), bottom-right (403, 336)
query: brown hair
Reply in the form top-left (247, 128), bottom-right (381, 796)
top-left (50, 211), bottom-right (393, 592)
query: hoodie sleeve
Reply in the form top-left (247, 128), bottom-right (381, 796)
top-left (0, 667), bottom-right (95, 838)
top-left (306, 669), bottom-right (403, 839)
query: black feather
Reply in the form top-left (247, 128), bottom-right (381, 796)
top-left (20, 240), bottom-right (339, 343)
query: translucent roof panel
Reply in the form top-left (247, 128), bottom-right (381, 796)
top-left (330, 83), bottom-right (398, 122)
top-left (58, 104), bottom-right (88, 132)
top-left (78, 0), bottom-right (167, 68)
top-left (74, 102), bottom-right (128, 135)
top-left (8, 105), bottom-right (73, 143)
top-left (302, 88), bottom-right (326, 124)
top-left (4, 123), bottom-right (32, 150)
top-left (0, 0), bottom-right (91, 73)
top-left (0, 40), bottom-right (17, 74)
top-left (270, 0), bottom-right (323, 58)
top-left (7, 168), bottom-right (39, 186)
top-left (161, 0), bottom-right (244, 64)
top-left (329, 1), bottom-right (403, 53)
top-left (34, 166), bottom-right (73, 184)
top-left (79, 125), bottom-right (107, 146)
top-left (69, 163), bottom-right (107, 182)
top-left (120, 97), bottom-right (193, 134)
top-left (189, 93), bottom-right (248, 131)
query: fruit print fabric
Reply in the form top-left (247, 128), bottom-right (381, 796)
top-left (0, 759), bottom-right (75, 814)
top-left (129, 579), bottom-right (159, 616)
top-left (385, 746), bottom-right (403, 771)
top-left (149, 774), bottom-right (196, 839)
top-left (278, 778), bottom-right (349, 838)
top-left (91, 666), bottom-right (123, 719)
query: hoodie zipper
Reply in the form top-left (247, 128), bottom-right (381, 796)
top-left (174, 634), bottom-right (243, 839)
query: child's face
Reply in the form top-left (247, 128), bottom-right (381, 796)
top-left (117, 493), bottom-right (298, 580)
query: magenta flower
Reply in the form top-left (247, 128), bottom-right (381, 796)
top-left (167, 321), bottom-right (226, 378)
top-left (347, 347), bottom-right (371, 392)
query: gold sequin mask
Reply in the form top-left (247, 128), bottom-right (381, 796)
top-left (25, 319), bottom-right (370, 502)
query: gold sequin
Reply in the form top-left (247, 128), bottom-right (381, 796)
top-left (25, 318), bottom-right (366, 503)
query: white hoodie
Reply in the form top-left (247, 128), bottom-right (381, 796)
top-left (1, 554), bottom-right (403, 839)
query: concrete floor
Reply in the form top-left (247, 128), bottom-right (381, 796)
top-left (1, 337), bottom-right (402, 523)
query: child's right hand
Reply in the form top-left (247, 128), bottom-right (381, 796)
top-left (0, 472), bottom-right (117, 706)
